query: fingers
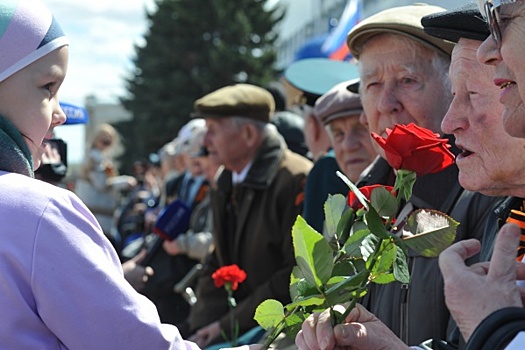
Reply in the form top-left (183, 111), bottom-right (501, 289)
top-left (131, 249), bottom-right (147, 264)
top-left (488, 223), bottom-right (521, 281)
top-left (439, 239), bottom-right (481, 278)
top-left (298, 312), bottom-right (321, 350)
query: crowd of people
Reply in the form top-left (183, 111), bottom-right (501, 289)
top-left (3, 0), bottom-right (525, 349)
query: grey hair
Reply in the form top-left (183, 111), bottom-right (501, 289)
top-left (358, 33), bottom-right (452, 100)
top-left (230, 116), bottom-right (268, 136)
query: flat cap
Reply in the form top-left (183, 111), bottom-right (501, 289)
top-left (194, 83), bottom-right (274, 123)
top-left (284, 58), bottom-right (360, 106)
top-left (421, 3), bottom-right (489, 43)
top-left (347, 3), bottom-right (455, 59)
top-left (315, 80), bottom-right (363, 125)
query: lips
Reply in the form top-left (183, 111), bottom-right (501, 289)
top-left (494, 78), bottom-right (516, 90)
top-left (455, 144), bottom-right (473, 160)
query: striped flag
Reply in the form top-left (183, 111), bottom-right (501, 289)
top-left (321, 0), bottom-right (362, 61)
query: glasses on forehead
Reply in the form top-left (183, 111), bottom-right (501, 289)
top-left (482, 0), bottom-right (519, 47)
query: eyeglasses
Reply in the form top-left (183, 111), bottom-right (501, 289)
top-left (483, 0), bottom-right (519, 47)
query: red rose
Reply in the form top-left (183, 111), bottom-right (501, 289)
top-left (348, 185), bottom-right (395, 211)
top-left (212, 264), bottom-right (247, 291)
top-left (371, 123), bottom-right (455, 176)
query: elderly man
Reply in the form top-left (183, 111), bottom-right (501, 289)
top-left (296, 4), bottom-right (525, 350)
top-left (313, 81), bottom-right (376, 184)
top-left (297, 3), bottom-right (499, 347)
top-left (187, 83), bottom-right (312, 348)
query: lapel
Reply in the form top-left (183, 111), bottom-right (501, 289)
top-left (232, 186), bottom-right (255, 261)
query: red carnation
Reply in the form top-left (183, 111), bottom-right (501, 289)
top-left (348, 185), bottom-right (395, 211)
top-left (371, 123), bottom-right (455, 176)
top-left (212, 264), bottom-right (247, 291)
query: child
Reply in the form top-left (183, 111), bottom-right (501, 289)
top-left (0, 1), bottom-right (200, 348)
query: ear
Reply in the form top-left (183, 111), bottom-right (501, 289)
top-left (242, 123), bottom-right (260, 148)
top-left (306, 114), bottom-right (322, 141)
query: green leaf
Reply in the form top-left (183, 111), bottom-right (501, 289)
top-left (370, 186), bottom-right (398, 217)
top-left (282, 312), bottom-right (309, 339)
top-left (292, 216), bottom-right (334, 286)
top-left (290, 277), bottom-right (319, 301)
top-left (336, 171), bottom-right (369, 210)
top-left (336, 208), bottom-right (355, 245)
top-left (360, 234), bottom-right (379, 262)
top-left (394, 169), bottom-right (417, 201)
top-left (343, 222), bottom-right (370, 257)
top-left (324, 194), bottom-right (347, 240)
top-left (365, 206), bottom-right (390, 239)
top-left (401, 209), bottom-right (458, 257)
top-left (372, 273), bottom-right (396, 284)
top-left (254, 299), bottom-right (285, 330)
top-left (369, 239), bottom-right (396, 273)
top-left (286, 294), bottom-right (327, 310)
top-left (393, 246), bottom-right (410, 283)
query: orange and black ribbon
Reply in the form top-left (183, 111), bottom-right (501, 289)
top-left (506, 208), bottom-right (525, 261)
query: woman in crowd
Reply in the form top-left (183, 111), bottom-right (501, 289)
top-left (75, 123), bottom-right (137, 248)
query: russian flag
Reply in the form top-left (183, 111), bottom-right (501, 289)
top-left (321, 0), bottom-right (362, 61)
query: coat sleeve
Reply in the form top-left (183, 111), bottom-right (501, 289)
top-left (31, 192), bottom-right (200, 350)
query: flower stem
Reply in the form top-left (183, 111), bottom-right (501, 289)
top-left (336, 238), bottom-right (383, 323)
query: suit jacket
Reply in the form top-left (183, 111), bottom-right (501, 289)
top-left (188, 128), bottom-right (312, 339)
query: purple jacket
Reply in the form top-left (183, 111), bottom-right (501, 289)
top-left (0, 171), bottom-right (199, 350)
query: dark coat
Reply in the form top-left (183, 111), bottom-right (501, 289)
top-left (188, 128), bottom-right (312, 340)
top-left (358, 156), bottom-right (501, 345)
top-left (302, 149), bottom-right (348, 233)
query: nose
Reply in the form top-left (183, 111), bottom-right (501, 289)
top-left (441, 98), bottom-right (469, 135)
top-left (359, 111), bottom-right (368, 128)
top-left (342, 130), bottom-right (361, 152)
top-left (477, 36), bottom-right (501, 66)
top-left (54, 99), bottom-right (67, 126)
top-left (376, 83), bottom-right (402, 115)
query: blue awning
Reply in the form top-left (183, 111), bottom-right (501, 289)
top-left (60, 102), bottom-right (89, 125)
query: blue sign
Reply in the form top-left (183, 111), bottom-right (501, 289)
top-left (60, 102), bottom-right (89, 125)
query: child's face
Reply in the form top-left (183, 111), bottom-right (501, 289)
top-left (0, 46), bottom-right (68, 169)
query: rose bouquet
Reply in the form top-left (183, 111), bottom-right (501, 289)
top-left (212, 264), bottom-right (247, 347)
top-left (254, 124), bottom-right (459, 348)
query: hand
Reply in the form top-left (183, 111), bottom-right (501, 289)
top-left (188, 321), bottom-right (221, 348)
top-left (122, 249), bottom-right (154, 291)
top-left (163, 239), bottom-right (181, 256)
top-left (296, 304), bottom-right (409, 350)
top-left (42, 142), bottom-right (62, 164)
top-left (439, 223), bottom-right (525, 342)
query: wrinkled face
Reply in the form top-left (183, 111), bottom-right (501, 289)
top-left (477, 0), bottom-right (525, 138)
top-left (0, 47), bottom-right (68, 169)
top-left (358, 34), bottom-right (451, 158)
top-left (326, 114), bottom-right (377, 182)
top-left (442, 39), bottom-right (525, 196)
top-left (203, 117), bottom-right (247, 172)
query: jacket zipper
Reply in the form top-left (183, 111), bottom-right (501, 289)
top-left (400, 256), bottom-right (414, 343)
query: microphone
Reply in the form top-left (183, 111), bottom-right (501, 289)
top-left (141, 199), bottom-right (192, 266)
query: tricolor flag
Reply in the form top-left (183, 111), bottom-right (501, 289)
top-left (321, 0), bottom-right (362, 61)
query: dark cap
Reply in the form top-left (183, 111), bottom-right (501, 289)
top-left (347, 4), bottom-right (455, 59)
top-left (271, 111), bottom-right (308, 157)
top-left (193, 83), bottom-right (275, 123)
top-left (284, 58), bottom-right (360, 106)
top-left (421, 3), bottom-right (489, 43)
top-left (315, 80), bottom-right (363, 125)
